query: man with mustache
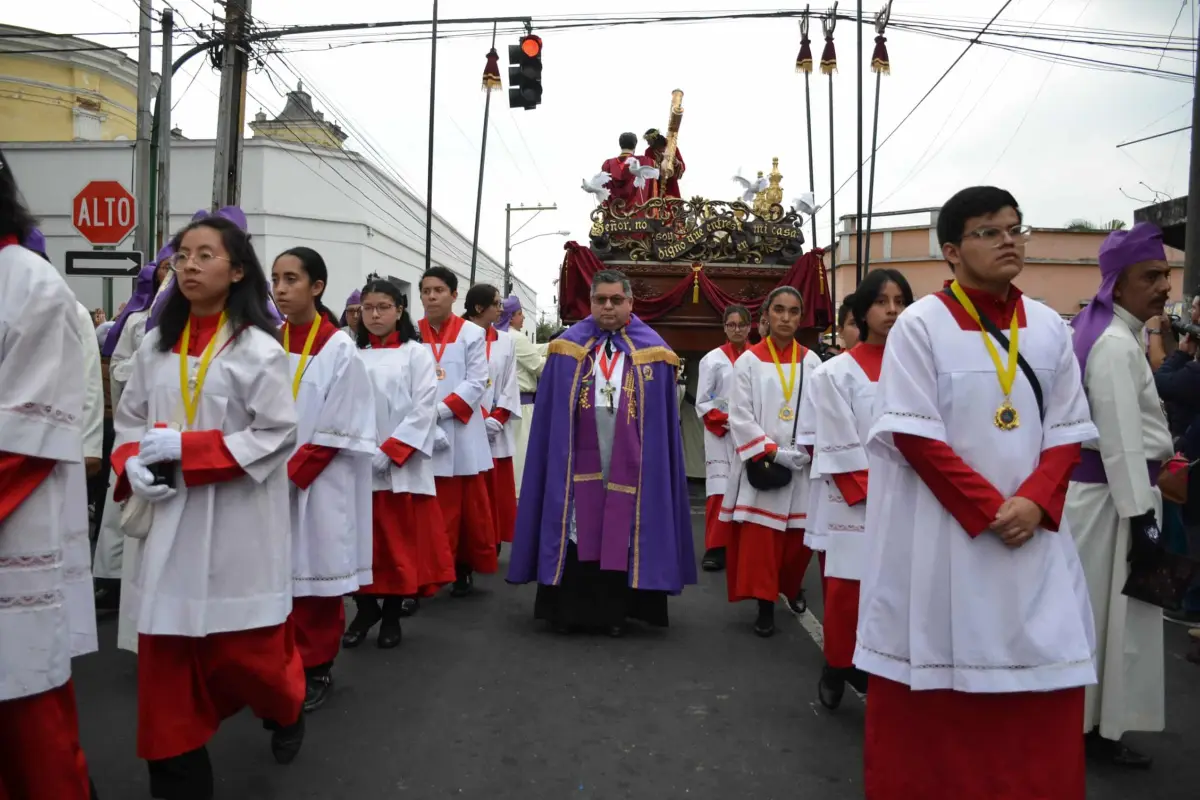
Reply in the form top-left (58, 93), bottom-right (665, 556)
top-left (1065, 222), bottom-right (1174, 768)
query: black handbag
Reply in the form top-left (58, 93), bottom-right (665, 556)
top-left (1121, 512), bottom-right (1200, 611)
top-left (745, 356), bottom-right (804, 491)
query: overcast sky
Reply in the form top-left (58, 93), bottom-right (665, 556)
top-left (11, 0), bottom-right (1196, 316)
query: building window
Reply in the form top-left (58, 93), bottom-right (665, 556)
top-left (73, 108), bottom-right (105, 141)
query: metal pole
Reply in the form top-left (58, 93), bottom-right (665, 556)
top-left (855, 3), bottom-right (863, 285)
top-left (828, 73), bottom-right (837, 306)
top-left (424, 0), bottom-right (438, 272)
top-left (469, 23), bottom-right (498, 287)
top-left (212, 0), bottom-right (252, 209)
top-left (1184, 12), bottom-right (1200, 302)
top-left (133, 0), bottom-right (153, 257)
top-left (804, 70), bottom-right (817, 248)
top-left (863, 69), bottom-right (882, 275)
top-left (503, 203), bottom-right (512, 293)
top-left (157, 8), bottom-right (173, 249)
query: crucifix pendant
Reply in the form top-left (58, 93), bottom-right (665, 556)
top-left (600, 383), bottom-right (616, 413)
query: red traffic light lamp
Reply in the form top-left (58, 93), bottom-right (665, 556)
top-left (520, 35), bottom-right (542, 58)
top-left (508, 34), bottom-right (543, 110)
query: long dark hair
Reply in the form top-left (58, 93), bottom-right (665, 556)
top-left (357, 279), bottom-right (419, 349)
top-left (155, 216), bottom-right (280, 352)
top-left (462, 282), bottom-right (499, 321)
top-left (849, 268), bottom-right (914, 342)
top-left (0, 148), bottom-right (38, 241)
top-left (274, 246), bottom-right (337, 325)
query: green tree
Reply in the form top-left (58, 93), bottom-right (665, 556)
top-left (1066, 219), bottom-right (1096, 231)
top-left (1104, 218), bottom-right (1127, 231)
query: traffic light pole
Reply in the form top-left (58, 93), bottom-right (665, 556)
top-left (424, 0), bottom-right (438, 273)
top-left (212, 0), bottom-right (253, 210)
top-left (469, 23), bottom-right (499, 288)
top-left (504, 203), bottom-right (557, 293)
top-left (133, 0), bottom-right (153, 261)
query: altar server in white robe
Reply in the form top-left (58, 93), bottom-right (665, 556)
top-left (0, 173), bottom-right (97, 799)
top-left (66, 302), bottom-right (101, 652)
top-left (808, 270), bottom-right (911, 711)
top-left (856, 186), bottom-right (1098, 799)
top-left (1065, 222), bottom-right (1174, 768)
top-left (111, 215), bottom-right (305, 798)
top-left (719, 287), bottom-right (821, 638)
top-left (494, 295), bottom-right (544, 498)
top-left (271, 247), bottom-right (375, 713)
top-left (343, 278), bottom-right (455, 647)
top-left (463, 284), bottom-right (523, 550)
top-left (418, 266), bottom-right (495, 597)
top-left (695, 304), bottom-right (751, 572)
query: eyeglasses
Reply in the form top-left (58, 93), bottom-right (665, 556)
top-left (362, 303), bottom-right (396, 315)
top-left (724, 321), bottom-right (751, 330)
top-left (592, 295), bottom-right (628, 307)
top-left (168, 251), bottom-right (230, 273)
top-left (963, 224), bottom-right (1033, 248)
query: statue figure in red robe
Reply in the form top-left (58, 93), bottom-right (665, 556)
top-left (599, 132), bottom-right (647, 211)
top-left (644, 128), bottom-right (685, 199)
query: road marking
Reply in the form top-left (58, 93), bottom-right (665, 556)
top-left (781, 592), bottom-right (866, 703)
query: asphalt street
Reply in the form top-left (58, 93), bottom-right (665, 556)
top-left (74, 483), bottom-right (1200, 799)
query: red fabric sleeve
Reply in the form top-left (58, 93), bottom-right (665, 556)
top-left (0, 453), bottom-right (56, 524)
top-left (110, 441), bottom-right (140, 502)
top-left (752, 442), bottom-right (779, 462)
top-left (380, 438), bottom-right (416, 468)
top-left (893, 433), bottom-right (1005, 538)
top-left (287, 444), bottom-right (339, 491)
top-left (832, 470), bottom-right (869, 507)
top-left (1013, 443), bottom-right (1082, 532)
top-left (181, 430), bottom-right (245, 487)
top-left (702, 410), bottom-right (729, 438)
top-left (443, 393), bottom-right (473, 425)
top-left (490, 408), bottom-right (511, 426)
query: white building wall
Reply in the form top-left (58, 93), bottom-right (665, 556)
top-left (2, 139), bottom-right (536, 337)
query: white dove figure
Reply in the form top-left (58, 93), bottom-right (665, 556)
top-left (731, 171), bottom-right (769, 204)
top-left (581, 172), bottom-right (612, 203)
top-left (791, 192), bottom-right (818, 216)
top-left (623, 157), bottom-right (660, 190)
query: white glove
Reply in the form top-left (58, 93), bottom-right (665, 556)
top-left (773, 447), bottom-right (810, 471)
top-left (126, 456), bottom-right (176, 503)
top-left (372, 449), bottom-right (393, 474)
top-left (434, 428), bottom-right (450, 452)
top-left (139, 427), bottom-right (182, 465)
top-left (485, 417), bottom-right (503, 441)
top-left (436, 402), bottom-right (455, 421)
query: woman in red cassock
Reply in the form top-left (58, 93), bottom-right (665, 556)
top-left (112, 215), bottom-right (306, 798)
top-left (344, 279), bottom-right (454, 648)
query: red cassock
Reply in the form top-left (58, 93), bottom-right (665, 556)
top-left (599, 153), bottom-right (644, 209)
top-left (0, 453), bottom-right (92, 799)
top-left (485, 451), bottom-right (518, 545)
top-left (700, 408), bottom-right (731, 551)
top-left (864, 283), bottom-right (1086, 799)
top-left (110, 314), bottom-right (306, 762)
top-left (725, 519), bottom-right (813, 603)
top-left (644, 146), bottom-right (685, 199)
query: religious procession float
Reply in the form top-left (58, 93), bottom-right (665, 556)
top-left (560, 89), bottom-right (834, 361)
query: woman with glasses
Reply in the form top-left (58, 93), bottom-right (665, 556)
top-left (344, 278), bottom-right (454, 649)
top-left (694, 304), bottom-right (752, 572)
top-left (110, 214), bottom-right (306, 798)
top-left (270, 248), bottom-right (375, 713)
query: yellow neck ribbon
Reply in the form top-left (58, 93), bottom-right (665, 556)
top-left (766, 337), bottom-right (798, 401)
top-left (179, 311), bottom-right (228, 428)
top-left (949, 280), bottom-right (1019, 398)
top-left (283, 318), bottom-right (322, 400)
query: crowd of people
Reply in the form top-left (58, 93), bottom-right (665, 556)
top-left (1, 134), bottom-right (1197, 800)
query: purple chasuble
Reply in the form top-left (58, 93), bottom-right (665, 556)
top-left (507, 314), bottom-right (697, 593)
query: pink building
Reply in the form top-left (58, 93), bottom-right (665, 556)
top-left (825, 208), bottom-right (1186, 317)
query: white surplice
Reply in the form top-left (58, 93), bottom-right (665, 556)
top-left (64, 303), bottom-right (100, 657)
top-left (288, 330), bottom-right (376, 597)
top-left (0, 244), bottom-right (89, 700)
top-left (360, 341), bottom-right (440, 497)
top-left (856, 294), bottom-right (1099, 693)
top-left (807, 352), bottom-right (876, 580)
top-left (426, 318), bottom-right (492, 477)
top-left (115, 326), bottom-right (298, 645)
top-left (72, 302), bottom-right (104, 461)
top-left (1065, 305), bottom-right (1173, 739)
top-left (794, 362), bottom-right (828, 551)
top-left (510, 330), bottom-right (545, 496)
top-left (695, 346), bottom-right (739, 498)
top-left (484, 330), bottom-right (522, 460)
top-left (109, 308), bottom-right (151, 407)
top-left (719, 343), bottom-right (823, 531)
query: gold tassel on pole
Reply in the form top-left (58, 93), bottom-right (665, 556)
top-left (796, 11), bottom-right (814, 74)
top-left (691, 263), bottom-right (703, 303)
top-left (482, 47), bottom-right (501, 92)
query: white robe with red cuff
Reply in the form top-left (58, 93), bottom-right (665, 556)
top-left (423, 316), bottom-right (492, 478)
top-left (288, 331), bottom-right (376, 598)
top-left (360, 341), bottom-right (440, 496)
top-left (114, 325), bottom-right (298, 652)
top-left (483, 329), bottom-right (522, 460)
top-left (794, 360), bottom-right (828, 551)
top-left (695, 346), bottom-right (739, 498)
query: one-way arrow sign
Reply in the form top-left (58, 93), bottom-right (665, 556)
top-left (65, 250), bottom-right (143, 277)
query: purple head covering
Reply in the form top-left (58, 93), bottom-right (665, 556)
top-left (494, 295), bottom-right (522, 332)
top-left (1070, 221), bottom-right (1167, 378)
top-left (339, 289), bottom-right (362, 327)
top-left (101, 261), bottom-right (162, 356)
top-left (21, 228), bottom-right (47, 257)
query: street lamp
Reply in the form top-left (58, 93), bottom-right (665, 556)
top-left (504, 229), bottom-right (569, 293)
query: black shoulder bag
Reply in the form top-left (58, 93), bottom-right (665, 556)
top-left (941, 288), bottom-right (1044, 421)
top-left (745, 358), bottom-right (804, 491)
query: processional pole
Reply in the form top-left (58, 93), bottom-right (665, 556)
top-left (821, 5), bottom-right (839, 305)
top-left (862, 3), bottom-right (892, 277)
top-left (796, 8), bottom-right (817, 248)
top-left (469, 23), bottom-right (501, 287)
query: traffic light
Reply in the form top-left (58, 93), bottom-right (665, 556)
top-left (508, 34), bottom-right (542, 110)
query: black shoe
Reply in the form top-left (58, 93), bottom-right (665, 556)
top-left (450, 570), bottom-right (474, 598)
top-left (607, 624), bottom-right (627, 638)
top-left (818, 665), bottom-right (846, 710)
top-left (754, 600), bottom-right (776, 638)
top-left (398, 597), bottom-right (420, 617)
top-left (377, 622), bottom-right (402, 649)
top-left (303, 673), bottom-right (333, 713)
top-left (269, 713), bottom-right (305, 765)
top-left (786, 590), bottom-right (807, 615)
top-left (342, 598), bottom-right (382, 649)
top-left (846, 667), bottom-right (870, 694)
top-left (701, 547), bottom-right (726, 572)
top-left (1085, 732), bottom-right (1153, 768)
top-left (94, 579), bottom-right (120, 613)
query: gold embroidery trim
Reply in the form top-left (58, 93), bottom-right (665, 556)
top-left (630, 346), bottom-right (679, 367)
top-left (554, 336), bottom-right (596, 584)
top-left (606, 482), bottom-right (637, 495)
top-left (548, 339), bottom-right (587, 360)
top-left (623, 330), bottom-right (647, 589)
top-left (573, 472), bottom-right (603, 482)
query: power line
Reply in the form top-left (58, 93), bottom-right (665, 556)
top-left (1116, 125), bottom-right (1192, 149)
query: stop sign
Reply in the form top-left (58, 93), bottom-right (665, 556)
top-left (73, 180), bottom-right (136, 246)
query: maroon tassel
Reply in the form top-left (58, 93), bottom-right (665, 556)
top-left (820, 35), bottom-right (837, 75)
top-left (871, 34), bottom-right (890, 75)
top-left (482, 47), bottom-right (501, 92)
top-left (796, 34), bottom-right (813, 74)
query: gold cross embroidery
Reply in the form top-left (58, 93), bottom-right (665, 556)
top-left (623, 372), bottom-right (637, 421)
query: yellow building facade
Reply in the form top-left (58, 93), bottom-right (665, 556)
top-left (0, 25), bottom-right (152, 142)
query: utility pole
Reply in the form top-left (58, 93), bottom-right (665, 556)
top-left (212, 0), bottom-right (253, 210)
top-left (469, 24), bottom-right (500, 287)
top-left (425, 0), bottom-right (439, 272)
top-left (133, 0), bottom-right (153, 259)
top-left (504, 202), bottom-right (557, 292)
top-left (855, 1), bottom-right (863, 285)
top-left (1185, 11), bottom-right (1200, 301)
top-left (157, 8), bottom-right (173, 248)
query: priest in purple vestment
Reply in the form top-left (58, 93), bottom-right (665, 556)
top-left (507, 269), bottom-right (697, 636)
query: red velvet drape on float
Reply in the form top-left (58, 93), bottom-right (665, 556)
top-left (559, 242), bottom-right (833, 329)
